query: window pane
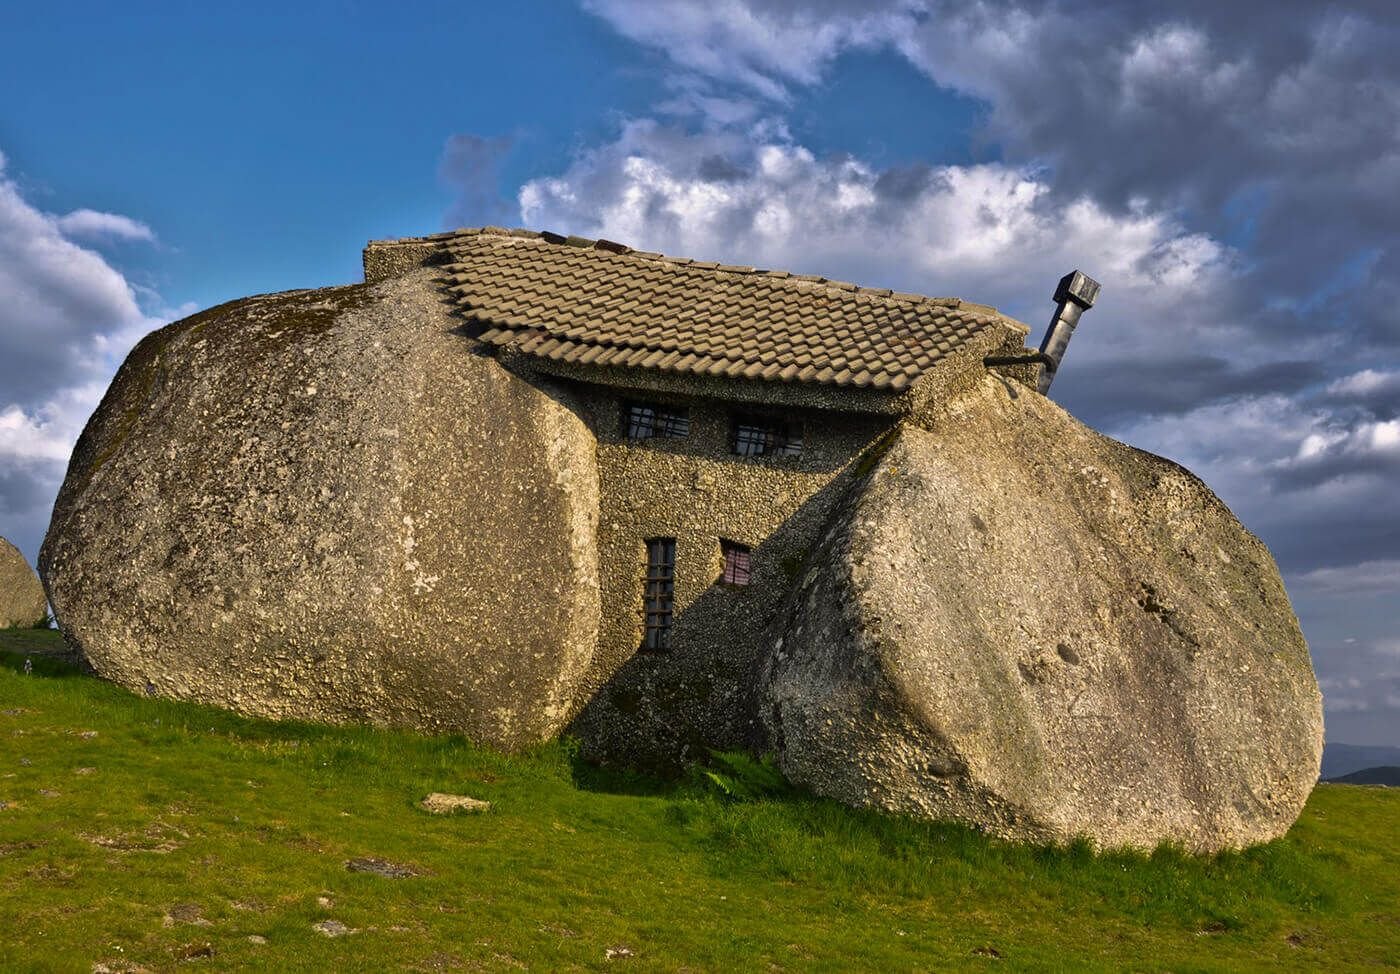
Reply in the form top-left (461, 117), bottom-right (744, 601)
top-left (731, 413), bottom-right (801, 458)
top-left (722, 541), bottom-right (752, 586)
top-left (625, 401), bottom-right (689, 440)
top-left (643, 538), bottom-right (677, 650)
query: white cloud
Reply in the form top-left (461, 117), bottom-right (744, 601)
top-left (582, 0), bottom-right (921, 101)
top-left (0, 150), bottom-right (166, 558)
top-left (54, 208), bottom-right (156, 243)
top-left (518, 120), bottom-right (1236, 322)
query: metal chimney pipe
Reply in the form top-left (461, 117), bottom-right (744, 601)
top-left (1036, 270), bottom-right (1101, 395)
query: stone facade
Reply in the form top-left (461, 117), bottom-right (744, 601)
top-left (560, 385), bottom-right (892, 768)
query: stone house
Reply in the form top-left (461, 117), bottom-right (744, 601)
top-left (365, 227), bottom-right (1034, 767)
top-left (45, 224), bottom-right (1322, 848)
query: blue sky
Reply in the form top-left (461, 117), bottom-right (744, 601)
top-left (3, 1), bottom-right (986, 307)
top-left (3, 0), bottom-right (1398, 745)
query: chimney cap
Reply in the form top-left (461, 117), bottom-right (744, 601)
top-left (1054, 270), bottom-right (1100, 309)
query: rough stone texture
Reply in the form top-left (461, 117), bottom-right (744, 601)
top-left (0, 537), bottom-right (47, 629)
top-left (762, 375), bottom-right (1323, 851)
top-left (565, 389), bottom-right (892, 770)
top-left (419, 793), bottom-right (490, 814)
top-left (41, 269), bottom-right (601, 750)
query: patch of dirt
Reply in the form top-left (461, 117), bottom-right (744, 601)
top-left (972, 946), bottom-right (1002, 959)
top-left (174, 942), bottom-right (213, 961)
top-left (345, 856), bottom-right (422, 878)
top-left (81, 822), bottom-right (188, 854)
top-left (539, 922), bottom-right (579, 939)
top-left (163, 904), bottom-right (211, 928)
top-left (313, 919), bottom-right (357, 938)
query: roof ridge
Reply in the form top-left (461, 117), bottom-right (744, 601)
top-left (370, 226), bottom-right (987, 315)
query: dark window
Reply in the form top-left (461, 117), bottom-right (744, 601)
top-left (623, 400), bottom-right (690, 440)
top-left (641, 538), bottom-right (676, 650)
top-left (731, 413), bottom-right (802, 458)
top-left (721, 541), bottom-right (752, 586)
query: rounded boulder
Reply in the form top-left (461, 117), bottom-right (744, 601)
top-left (1, 537), bottom-right (47, 628)
top-left (761, 376), bottom-right (1323, 851)
top-left (41, 270), bottom-right (601, 749)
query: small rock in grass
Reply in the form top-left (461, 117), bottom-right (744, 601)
top-left (604, 946), bottom-right (634, 960)
top-left (246, 935), bottom-right (267, 946)
top-left (75, 767), bottom-right (96, 776)
top-left (316, 896), bottom-right (334, 908)
top-left (420, 792), bottom-right (490, 815)
top-left (345, 856), bottom-right (420, 878)
top-left (162, 904), bottom-right (210, 927)
top-left (314, 919), bottom-right (356, 938)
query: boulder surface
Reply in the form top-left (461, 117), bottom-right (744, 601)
top-left (41, 270), bottom-right (601, 749)
top-left (761, 375), bottom-right (1323, 851)
top-left (1, 537), bottom-right (47, 628)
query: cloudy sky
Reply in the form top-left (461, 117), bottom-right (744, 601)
top-left (3, 1), bottom-right (1397, 745)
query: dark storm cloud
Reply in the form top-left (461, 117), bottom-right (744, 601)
top-left (1058, 357), bottom-right (1327, 425)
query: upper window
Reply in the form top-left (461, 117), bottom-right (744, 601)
top-left (623, 400), bottom-right (690, 441)
top-left (721, 541), bottom-right (752, 586)
top-left (731, 413), bottom-right (802, 458)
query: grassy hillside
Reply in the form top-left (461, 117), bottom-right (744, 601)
top-left (2, 628), bottom-right (1397, 973)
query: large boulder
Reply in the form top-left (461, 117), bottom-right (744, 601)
top-left (761, 375), bottom-right (1323, 851)
top-left (41, 270), bottom-right (600, 750)
top-left (1, 537), bottom-right (47, 628)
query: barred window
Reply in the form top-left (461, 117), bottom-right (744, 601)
top-left (623, 400), bottom-right (690, 440)
top-left (731, 413), bottom-right (802, 458)
top-left (641, 538), bottom-right (676, 651)
top-left (721, 541), bottom-right (752, 586)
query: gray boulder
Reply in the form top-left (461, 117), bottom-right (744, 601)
top-left (41, 270), bottom-right (600, 750)
top-left (761, 375), bottom-right (1323, 851)
top-left (0, 537), bottom-right (47, 628)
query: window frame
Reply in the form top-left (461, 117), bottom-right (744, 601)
top-left (730, 411), bottom-right (803, 459)
top-left (720, 540), bottom-right (752, 587)
top-left (640, 537), bottom-right (677, 651)
top-left (622, 399), bottom-right (690, 441)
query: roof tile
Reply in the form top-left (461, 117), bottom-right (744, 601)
top-left (381, 227), bottom-right (1015, 391)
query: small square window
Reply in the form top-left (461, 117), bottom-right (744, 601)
top-left (721, 541), bottom-right (752, 586)
top-left (731, 413), bottom-right (802, 458)
top-left (623, 400), bottom-right (690, 440)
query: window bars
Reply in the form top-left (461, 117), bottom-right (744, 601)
top-left (641, 538), bottom-right (676, 650)
top-left (731, 413), bottom-right (802, 458)
top-left (623, 401), bottom-right (690, 440)
top-left (721, 541), bottom-right (752, 586)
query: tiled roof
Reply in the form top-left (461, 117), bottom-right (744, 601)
top-left (381, 226), bottom-right (1022, 393)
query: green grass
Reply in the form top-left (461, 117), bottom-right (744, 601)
top-left (1, 628), bottom-right (1397, 973)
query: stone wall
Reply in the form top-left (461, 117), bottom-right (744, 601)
top-left (562, 386), bottom-right (893, 769)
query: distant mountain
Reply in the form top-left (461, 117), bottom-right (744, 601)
top-left (1321, 742), bottom-right (1400, 780)
top-left (1328, 766), bottom-right (1400, 786)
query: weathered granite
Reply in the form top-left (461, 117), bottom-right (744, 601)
top-left (0, 537), bottom-right (47, 628)
top-left (41, 269), bottom-right (601, 750)
top-left (760, 375), bottom-right (1323, 851)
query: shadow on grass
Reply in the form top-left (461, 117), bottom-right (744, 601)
top-left (0, 646), bottom-right (91, 680)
